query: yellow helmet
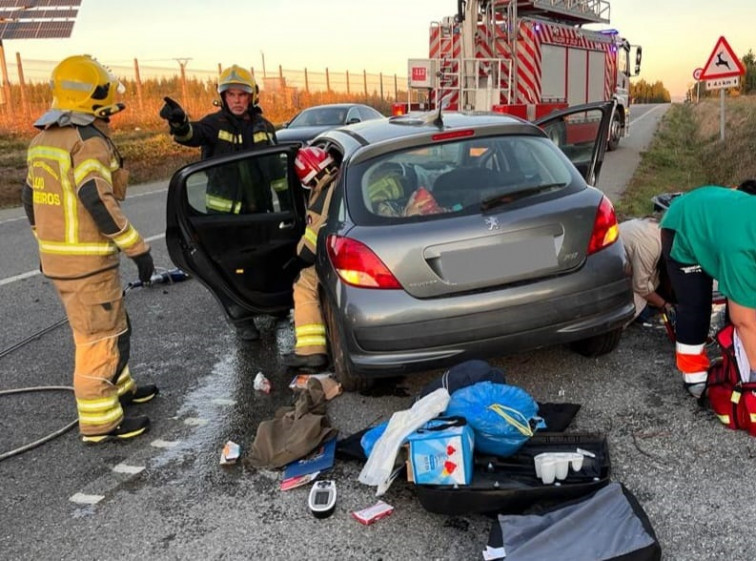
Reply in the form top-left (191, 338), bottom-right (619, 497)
top-left (50, 54), bottom-right (125, 117)
top-left (218, 64), bottom-right (258, 105)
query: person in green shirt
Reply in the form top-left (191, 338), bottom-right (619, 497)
top-left (660, 184), bottom-right (756, 398)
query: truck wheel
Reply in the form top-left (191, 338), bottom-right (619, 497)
top-left (606, 115), bottom-right (622, 151)
top-left (569, 327), bottom-right (623, 357)
top-left (324, 297), bottom-right (373, 392)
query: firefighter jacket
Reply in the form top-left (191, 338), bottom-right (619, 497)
top-left (296, 172), bottom-right (338, 265)
top-left (22, 115), bottom-right (149, 280)
top-left (171, 105), bottom-right (285, 214)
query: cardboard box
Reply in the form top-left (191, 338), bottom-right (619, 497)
top-left (406, 418), bottom-right (474, 486)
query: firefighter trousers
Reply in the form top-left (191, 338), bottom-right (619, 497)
top-left (53, 268), bottom-right (141, 436)
top-left (292, 266), bottom-right (327, 356)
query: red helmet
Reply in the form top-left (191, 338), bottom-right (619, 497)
top-left (295, 146), bottom-right (336, 188)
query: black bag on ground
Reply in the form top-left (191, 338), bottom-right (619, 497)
top-left (485, 482), bottom-right (661, 561)
top-left (416, 359), bottom-right (506, 400)
top-left (414, 432), bottom-right (609, 516)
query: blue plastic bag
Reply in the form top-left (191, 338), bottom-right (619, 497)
top-left (445, 381), bottom-right (545, 457)
top-left (361, 421), bottom-right (388, 458)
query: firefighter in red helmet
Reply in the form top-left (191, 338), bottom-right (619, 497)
top-left (159, 64), bottom-right (286, 342)
top-left (22, 55), bottom-right (158, 444)
top-left (281, 146), bottom-right (340, 369)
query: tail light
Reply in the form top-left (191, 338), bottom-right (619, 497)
top-left (587, 196), bottom-right (619, 255)
top-left (326, 235), bottom-right (401, 289)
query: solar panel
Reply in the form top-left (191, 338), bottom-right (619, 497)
top-left (0, 1), bottom-right (81, 8)
top-left (0, 0), bottom-right (81, 39)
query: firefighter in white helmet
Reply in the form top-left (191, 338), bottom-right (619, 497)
top-left (281, 146), bottom-right (340, 369)
top-left (159, 64), bottom-right (286, 341)
top-left (22, 54), bottom-right (158, 444)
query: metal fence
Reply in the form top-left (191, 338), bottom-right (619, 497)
top-left (0, 55), bottom-right (418, 129)
top-left (4, 57), bottom-right (409, 96)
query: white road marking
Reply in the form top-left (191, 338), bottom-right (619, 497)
top-left (112, 463), bottom-right (146, 475)
top-left (69, 493), bottom-right (105, 505)
top-left (211, 398), bottom-right (236, 406)
top-left (628, 104), bottom-right (667, 127)
top-left (150, 439), bottom-right (180, 448)
top-left (183, 417), bottom-right (209, 426)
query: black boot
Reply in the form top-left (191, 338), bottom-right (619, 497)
top-left (282, 353), bottom-right (328, 369)
top-left (120, 384), bottom-right (159, 406)
top-left (82, 416), bottom-right (150, 444)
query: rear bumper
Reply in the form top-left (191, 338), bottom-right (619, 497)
top-left (325, 252), bottom-right (633, 377)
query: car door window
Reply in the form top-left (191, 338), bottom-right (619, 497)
top-left (185, 153), bottom-right (291, 215)
top-left (536, 101), bottom-right (612, 185)
top-left (358, 107), bottom-right (374, 121)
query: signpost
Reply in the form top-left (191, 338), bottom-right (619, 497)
top-left (698, 36), bottom-right (746, 141)
top-left (692, 68), bottom-right (703, 103)
top-left (0, 1), bottom-right (82, 109)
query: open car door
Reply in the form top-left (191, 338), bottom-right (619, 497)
top-left (165, 145), bottom-right (306, 323)
top-left (535, 100), bottom-right (615, 187)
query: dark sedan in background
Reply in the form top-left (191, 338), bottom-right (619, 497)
top-left (275, 103), bottom-right (384, 143)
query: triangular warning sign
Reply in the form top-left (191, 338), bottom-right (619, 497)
top-left (699, 36), bottom-right (746, 80)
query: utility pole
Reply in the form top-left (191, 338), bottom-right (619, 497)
top-left (174, 58), bottom-right (192, 108)
top-left (261, 51), bottom-right (267, 78)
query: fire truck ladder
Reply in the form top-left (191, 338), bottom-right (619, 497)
top-left (434, 19), bottom-right (460, 109)
top-left (498, 0), bottom-right (610, 25)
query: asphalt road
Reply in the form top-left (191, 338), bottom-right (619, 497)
top-left (4, 104), bottom-right (754, 561)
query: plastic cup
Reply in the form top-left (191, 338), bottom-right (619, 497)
top-left (570, 455), bottom-right (584, 472)
top-left (534, 454), bottom-right (545, 478)
top-left (540, 458), bottom-right (556, 484)
top-left (555, 457), bottom-right (569, 480)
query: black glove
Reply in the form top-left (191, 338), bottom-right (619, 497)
top-left (132, 251), bottom-right (155, 284)
top-left (159, 97), bottom-right (188, 128)
top-left (283, 256), bottom-right (307, 277)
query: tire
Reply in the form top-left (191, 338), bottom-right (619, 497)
top-left (323, 297), bottom-right (373, 392)
top-left (606, 114), bottom-right (622, 152)
top-left (569, 327), bottom-right (623, 357)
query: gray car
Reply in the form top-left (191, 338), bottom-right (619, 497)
top-left (166, 101), bottom-right (634, 391)
top-left (275, 103), bottom-right (384, 144)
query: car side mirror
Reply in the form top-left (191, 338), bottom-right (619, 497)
top-left (634, 46), bottom-right (642, 76)
top-left (347, 118), bottom-right (361, 124)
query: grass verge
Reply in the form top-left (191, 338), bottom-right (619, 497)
top-left (616, 96), bottom-right (756, 219)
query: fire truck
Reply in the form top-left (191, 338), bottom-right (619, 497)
top-left (393, 0), bottom-right (642, 150)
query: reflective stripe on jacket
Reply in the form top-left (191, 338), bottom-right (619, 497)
top-left (23, 121), bottom-right (148, 279)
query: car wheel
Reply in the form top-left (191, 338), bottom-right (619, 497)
top-left (569, 327), bottom-right (623, 357)
top-left (323, 297), bottom-right (373, 392)
top-left (606, 114), bottom-right (622, 152)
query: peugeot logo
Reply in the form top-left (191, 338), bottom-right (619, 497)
top-left (485, 216), bottom-right (500, 230)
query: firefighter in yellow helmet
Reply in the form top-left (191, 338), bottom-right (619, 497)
top-left (159, 64), bottom-right (285, 341)
top-left (22, 54), bottom-right (158, 444)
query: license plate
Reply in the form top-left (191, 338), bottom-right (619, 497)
top-left (441, 236), bottom-right (557, 284)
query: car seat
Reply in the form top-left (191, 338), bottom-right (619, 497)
top-left (432, 167), bottom-right (502, 209)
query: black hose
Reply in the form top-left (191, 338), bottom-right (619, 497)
top-left (0, 386), bottom-right (77, 462)
top-left (0, 317), bottom-right (69, 360)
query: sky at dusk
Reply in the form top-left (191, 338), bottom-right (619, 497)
top-left (3, 0), bottom-right (755, 102)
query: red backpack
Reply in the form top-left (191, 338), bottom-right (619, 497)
top-left (702, 324), bottom-right (756, 435)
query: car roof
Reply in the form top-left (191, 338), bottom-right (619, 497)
top-left (318, 111), bottom-right (545, 161)
top-left (301, 103), bottom-right (367, 111)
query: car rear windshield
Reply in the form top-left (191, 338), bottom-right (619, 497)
top-left (347, 135), bottom-right (576, 225)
